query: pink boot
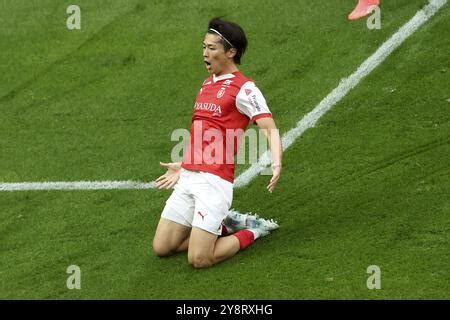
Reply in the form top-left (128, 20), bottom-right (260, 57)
top-left (348, 0), bottom-right (380, 21)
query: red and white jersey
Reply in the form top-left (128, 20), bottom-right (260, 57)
top-left (182, 71), bottom-right (272, 183)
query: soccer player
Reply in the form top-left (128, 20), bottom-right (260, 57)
top-left (348, 0), bottom-right (380, 21)
top-left (152, 17), bottom-right (283, 268)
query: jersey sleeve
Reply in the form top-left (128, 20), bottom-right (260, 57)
top-left (236, 81), bottom-right (272, 124)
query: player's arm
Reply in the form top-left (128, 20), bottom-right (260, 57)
top-left (235, 81), bottom-right (282, 192)
top-left (255, 117), bottom-right (283, 193)
top-left (155, 162), bottom-right (181, 189)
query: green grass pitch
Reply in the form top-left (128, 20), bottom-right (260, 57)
top-left (0, 0), bottom-right (449, 299)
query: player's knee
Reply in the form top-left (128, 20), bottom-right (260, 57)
top-left (152, 239), bottom-right (173, 257)
top-left (188, 254), bottom-right (213, 269)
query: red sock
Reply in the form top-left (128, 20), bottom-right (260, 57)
top-left (233, 230), bottom-right (255, 250)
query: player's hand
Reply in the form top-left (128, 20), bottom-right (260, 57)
top-left (267, 164), bottom-right (281, 193)
top-left (155, 162), bottom-right (182, 189)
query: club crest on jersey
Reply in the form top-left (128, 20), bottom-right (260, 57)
top-left (216, 79), bottom-right (233, 99)
top-left (216, 87), bottom-right (225, 98)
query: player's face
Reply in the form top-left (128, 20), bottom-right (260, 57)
top-left (203, 33), bottom-right (230, 76)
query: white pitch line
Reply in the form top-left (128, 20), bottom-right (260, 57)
top-left (0, 0), bottom-right (446, 192)
top-left (234, 0), bottom-right (448, 188)
top-left (0, 181), bottom-right (155, 191)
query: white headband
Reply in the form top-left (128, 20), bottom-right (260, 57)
top-left (209, 28), bottom-right (234, 48)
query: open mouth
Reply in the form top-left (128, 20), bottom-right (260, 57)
top-left (204, 60), bottom-right (211, 68)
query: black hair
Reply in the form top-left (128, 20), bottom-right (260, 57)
top-left (207, 17), bottom-right (248, 64)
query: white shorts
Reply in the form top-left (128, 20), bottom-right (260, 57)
top-left (161, 168), bottom-right (233, 235)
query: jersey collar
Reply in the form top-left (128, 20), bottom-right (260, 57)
top-left (212, 72), bottom-right (238, 83)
